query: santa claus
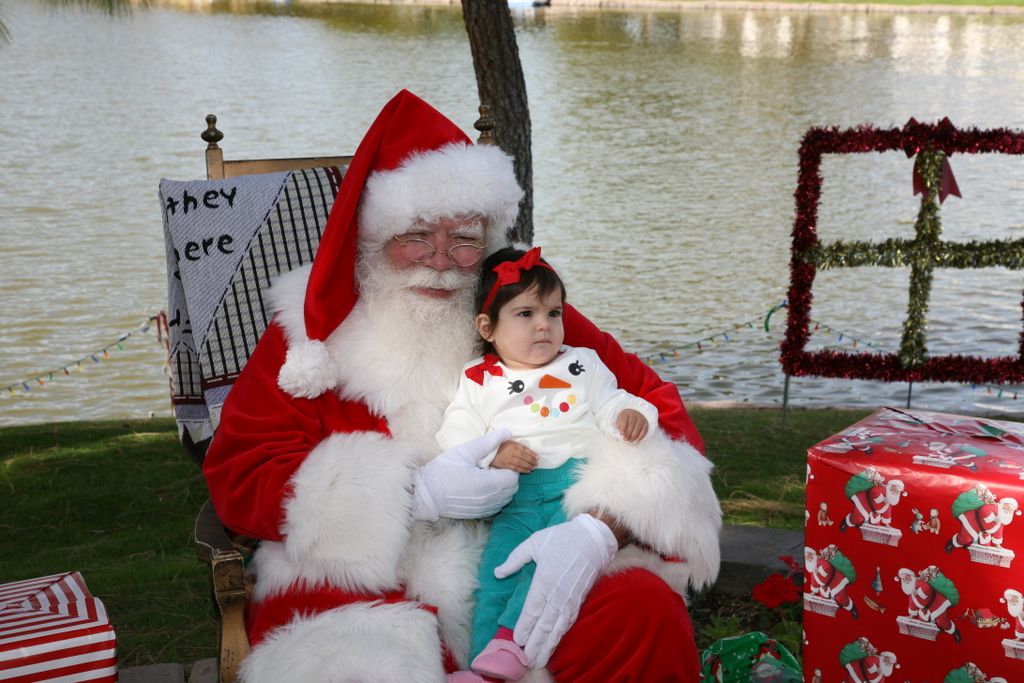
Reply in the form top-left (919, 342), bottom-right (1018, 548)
top-left (1001, 589), bottom-right (1024, 640)
top-left (839, 637), bottom-right (898, 683)
top-left (805, 545), bottom-right (859, 619)
top-left (202, 91), bottom-right (721, 682)
top-left (947, 485), bottom-right (1019, 552)
top-left (925, 442), bottom-right (982, 471)
top-left (943, 662), bottom-right (1007, 683)
top-left (896, 565), bottom-right (962, 642)
top-left (840, 468), bottom-right (905, 532)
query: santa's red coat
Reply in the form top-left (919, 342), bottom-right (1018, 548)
top-left (847, 486), bottom-right (891, 527)
top-left (203, 267), bottom-right (720, 682)
top-left (808, 557), bottom-right (854, 611)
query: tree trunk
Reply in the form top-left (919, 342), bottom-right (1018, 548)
top-left (461, 0), bottom-right (533, 244)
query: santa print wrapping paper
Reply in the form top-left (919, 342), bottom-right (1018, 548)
top-left (0, 572), bottom-right (116, 682)
top-left (803, 408), bottom-right (1024, 683)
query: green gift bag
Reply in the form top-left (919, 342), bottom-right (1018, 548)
top-left (700, 632), bottom-right (801, 683)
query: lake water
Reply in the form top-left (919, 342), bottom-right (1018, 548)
top-left (2, 1), bottom-right (1024, 426)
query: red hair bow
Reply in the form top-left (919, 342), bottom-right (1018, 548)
top-left (465, 353), bottom-right (504, 385)
top-left (481, 247), bottom-right (554, 313)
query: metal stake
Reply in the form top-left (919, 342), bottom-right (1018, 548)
top-left (782, 373), bottom-right (791, 436)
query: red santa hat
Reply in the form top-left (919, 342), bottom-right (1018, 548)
top-left (277, 90), bottom-right (524, 398)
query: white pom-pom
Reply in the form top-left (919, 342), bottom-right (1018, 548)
top-left (277, 339), bottom-right (338, 399)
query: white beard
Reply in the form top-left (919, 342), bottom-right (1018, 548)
top-left (356, 247), bottom-right (478, 324)
top-left (327, 250), bottom-right (479, 451)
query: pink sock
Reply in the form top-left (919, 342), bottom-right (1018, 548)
top-left (494, 627), bottom-right (514, 641)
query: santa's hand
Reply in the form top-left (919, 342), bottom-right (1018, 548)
top-left (411, 429), bottom-right (517, 521)
top-left (494, 514), bottom-right (617, 667)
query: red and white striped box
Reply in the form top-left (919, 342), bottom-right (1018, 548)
top-left (0, 572), bottom-right (116, 682)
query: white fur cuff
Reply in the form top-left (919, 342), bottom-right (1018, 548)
top-left (564, 432), bottom-right (722, 592)
top-left (277, 339), bottom-right (339, 399)
top-left (239, 602), bottom-right (445, 683)
top-left (256, 432), bottom-right (423, 597)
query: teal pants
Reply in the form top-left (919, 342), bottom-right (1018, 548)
top-left (469, 458), bottom-right (581, 661)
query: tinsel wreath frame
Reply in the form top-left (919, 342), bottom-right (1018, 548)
top-left (782, 118), bottom-right (1024, 386)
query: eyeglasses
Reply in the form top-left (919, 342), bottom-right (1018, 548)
top-left (392, 234), bottom-right (486, 268)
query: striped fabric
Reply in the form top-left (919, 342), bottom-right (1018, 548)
top-left (0, 573), bottom-right (116, 682)
top-left (161, 166), bottom-right (344, 443)
top-left (198, 167), bottom-right (342, 388)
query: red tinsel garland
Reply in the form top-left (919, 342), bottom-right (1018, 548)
top-left (782, 119), bottom-right (1024, 385)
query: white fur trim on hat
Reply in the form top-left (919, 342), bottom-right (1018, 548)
top-left (276, 339), bottom-right (339, 399)
top-left (239, 601), bottom-right (445, 683)
top-left (359, 142), bottom-right (523, 254)
top-left (564, 430), bottom-right (722, 592)
top-left (267, 266), bottom-right (337, 399)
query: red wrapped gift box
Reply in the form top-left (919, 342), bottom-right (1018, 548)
top-left (803, 408), bottom-right (1024, 683)
top-left (0, 572), bottom-right (116, 682)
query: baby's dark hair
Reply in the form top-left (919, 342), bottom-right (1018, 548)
top-left (474, 247), bottom-right (567, 355)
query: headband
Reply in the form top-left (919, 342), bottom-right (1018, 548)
top-left (480, 246), bottom-right (555, 314)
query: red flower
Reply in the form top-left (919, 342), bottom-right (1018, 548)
top-left (752, 573), bottom-right (801, 609)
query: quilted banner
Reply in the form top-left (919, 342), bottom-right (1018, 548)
top-left (160, 166), bottom-right (343, 443)
top-left (0, 572), bottom-right (116, 682)
top-left (803, 408), bottom-right (1024, 682)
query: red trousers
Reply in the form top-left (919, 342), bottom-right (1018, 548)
top-left (546, 568), bottom-right (700, 682)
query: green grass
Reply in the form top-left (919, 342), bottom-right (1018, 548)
top-left (0, 408), bottom-right (872, 667)
top-left (693, 407), bottom-right (873, 530)
top-left (0, 419), bottom-right (215, 668)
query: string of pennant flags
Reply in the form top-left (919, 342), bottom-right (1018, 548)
top-left (3, 305), bottom-right (1021, 403)
top-left (639, 300), bottom-right (1021, 401)
top-left (2, 313), bottom-right (167, 397)
top-left (638, 300), bottom-right (882, 365)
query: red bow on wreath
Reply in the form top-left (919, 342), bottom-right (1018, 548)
top-left (905, 117), bottom-right (962, 204)
top-left (465, 353), bottom-right (504, 385)
top-left (480, 246), bottom-right (555, 313)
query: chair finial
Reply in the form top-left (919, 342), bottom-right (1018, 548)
top-left (202, 114), bottom-right (224, 149)
top-left (475, 104), bottom-right (495, 146)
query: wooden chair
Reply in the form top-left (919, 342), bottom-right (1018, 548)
top-left (200, 115), bottom-right (354, 181)
top-left (175, 106), bottom-right (497, 683)
top-left (193, 499), bottom-right (252, 683)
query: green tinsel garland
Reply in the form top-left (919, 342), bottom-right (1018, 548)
top-left (783, 120), bottom-right (1024, 385)
top-left (805, 150), bottom-right (1024, 369)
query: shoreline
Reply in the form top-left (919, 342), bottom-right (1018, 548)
top-left (323, 0), bottom-right (1024, 16)
top-left (547, 0), bottom-right (1024, 14)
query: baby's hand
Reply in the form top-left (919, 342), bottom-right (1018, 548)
top-left (493, 441), bottom-right (539, 473)
top-left (616, 409), bottom-right (649, 443)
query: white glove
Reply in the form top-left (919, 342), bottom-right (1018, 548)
top-left (411, 429), bottom-right (517, 521)
top-left (494, 513), bottom-right (618, 667)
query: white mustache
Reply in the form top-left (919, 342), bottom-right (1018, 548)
top-left (400, 266), bottom-right (476, 291)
